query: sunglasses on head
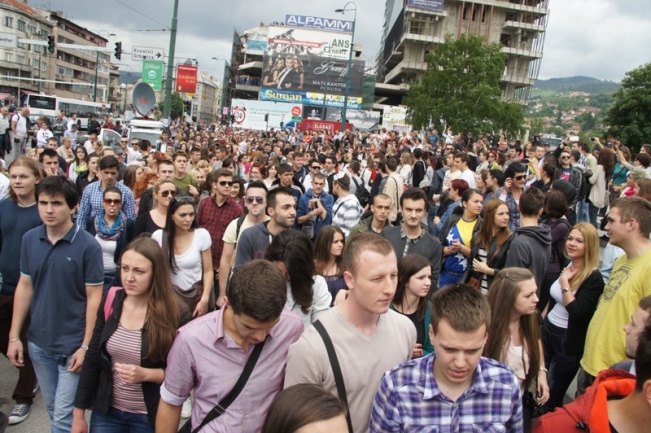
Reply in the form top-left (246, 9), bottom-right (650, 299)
top-left (219, 180), bottom-right (234, 186)
top-left (174, 196), bottom-right (195, 204)
top-left (160, 190), bottom-right (177, 198)
top-left (246, 196), bottom-right (264, 204)
top-left (103, 198), bottom-right (121, 205)
top-left (513, 175), bottom-right (526, 181)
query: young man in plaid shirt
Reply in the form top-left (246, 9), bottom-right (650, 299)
top-left (370, 284), bottom-right (523, 432)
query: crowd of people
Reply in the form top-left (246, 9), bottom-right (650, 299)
top-left (0, 118), bottom-right (650, 433)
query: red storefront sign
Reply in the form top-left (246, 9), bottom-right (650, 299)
top-left (299, 119), bottom-right (353, 132)
top-left (176, 65), bottom-right (198, 93)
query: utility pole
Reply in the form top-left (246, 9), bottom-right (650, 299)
top-left (163, 0), bottom-right (180, 122)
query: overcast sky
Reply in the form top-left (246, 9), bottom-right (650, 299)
top-left (43, 0), bottom-right (649, 83)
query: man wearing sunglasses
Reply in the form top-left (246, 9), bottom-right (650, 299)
top-left (495, 162), bottom-right (528, 232)
top-left (197, 168), bottom-right (244, 302)
top-left (218, 181), bottom-right (270, 308)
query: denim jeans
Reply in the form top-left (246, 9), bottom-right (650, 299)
top-left (577, 199), bottom-right (590, 223)
top-left (28, 341), bottom-right (80, 433)
top-left (541, 319), bottom-right (582, 410)
top-left (90, 407), bottom-right (153, 433)
top-left (588, 201), bottom-right (600, 229)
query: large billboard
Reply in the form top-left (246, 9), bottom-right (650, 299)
top-left (244, 27), bottom-right (268, 51)
top-left (231, 99), bottom-right (303, 131)
top-left (260, 26), bottom-right (364, 110)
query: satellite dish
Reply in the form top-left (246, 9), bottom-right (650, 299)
top-left (132, 82), bottom-right (156, 117)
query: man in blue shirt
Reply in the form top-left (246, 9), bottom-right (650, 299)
top-left (8, 176), bottom-right (104, 433)
top-left (76, 155), bottom-right (135, 230)
top-left (370, 284), bottom-right (523, 432)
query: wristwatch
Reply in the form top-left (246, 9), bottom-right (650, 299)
top-left (80, 345), bottom-right (89, 351)
top-left (561, 288), bottom-right (571, 294)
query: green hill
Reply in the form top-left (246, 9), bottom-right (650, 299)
top-left (534, 76), bottom-right (619, 95)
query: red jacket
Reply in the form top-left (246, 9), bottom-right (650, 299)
top-left (533, 369), bottom-right (636, 433)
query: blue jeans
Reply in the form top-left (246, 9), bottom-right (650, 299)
top-left (577, 199), bottom-right (590, 223)
top-left (588, 201), bottom-right (600, 229)
top-left (28, 341), bottom-right (80, 433)
top-left (90, 407), bottom-right (153, 433)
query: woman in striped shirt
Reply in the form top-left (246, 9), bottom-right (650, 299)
top-left (72, 237), bottom-right (182, 433)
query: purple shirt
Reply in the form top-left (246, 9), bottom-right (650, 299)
top-left (160, 307), bottom-right (303, 432)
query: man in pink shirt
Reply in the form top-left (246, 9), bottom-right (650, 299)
top-left (156, 260), bottom-right (304, 432)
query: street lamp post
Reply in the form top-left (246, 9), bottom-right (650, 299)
top-left (93, 31), bottom-right (115, 102)
top-left (163, 0), bottom-right (180, 123)
top-left (335, 2), bottom-right (357, 133)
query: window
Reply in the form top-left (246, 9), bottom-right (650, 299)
top-left (33, 58), bottom-right (39, 69)
top-left (57, 66), bottom-right (73, 77)
top-left (17, 20), bottom-right (26, 31)
top-left (28, 25), bottom-right (37, 34)
top-left (4, 16), bottom-right (13, 28)
top-left (16, 55), bottom-right (25, 65)
top-left (5, 52), bottom-right (13, 62)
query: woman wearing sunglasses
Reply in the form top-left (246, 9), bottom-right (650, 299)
top-left (135, 179), bottom-right (177, 237)
top-left (87, 187), bottom-right (136, 291)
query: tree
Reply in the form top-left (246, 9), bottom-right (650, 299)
top-left (158, 93), bottom-right (185, 120)
top-left (605, 63), bottom-right (651, 153)
top-left (403, 34), bottom-right (524, 136)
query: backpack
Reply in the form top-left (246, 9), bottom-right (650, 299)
top-left (352, 176), bottom-right (370, 208)
top-left (579, 169), bottom-right (592, 201)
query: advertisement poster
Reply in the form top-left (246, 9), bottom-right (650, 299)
top-left (325, 108), bottom-right (381, 131)
top-left (176, 65), bottom-right (198, 93)
top-left (284, 14), bottom-right (353, 33)
top-left (260, 26), bottom-right (364, 109)
top-left (231, 99), bottom-right (303, 131)
top-left (244, 27), bottom-right (268, 51)
top-left (407, 0), bottom-right (445, 11)
top-left (142, 60), bottom-right (164, 91)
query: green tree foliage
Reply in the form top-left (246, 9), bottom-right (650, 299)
top-left (158, 93), bottom-right (185, 120)
top-left (576, 112), bottom-right (596, 131)
top-left (605, 63), bottom-right (651, 153)
top-left (403, 34), bottom-right (524, 136)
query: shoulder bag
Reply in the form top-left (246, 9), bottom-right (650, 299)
top-left (313, 320), bottom-right (354, 433)
top-left (178, 339), bottom-right (267, 433)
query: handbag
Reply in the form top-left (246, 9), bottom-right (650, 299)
top-left (177, 338), bottom-right (267, 433)
top-left (313, 321), bottom-right (353, 433)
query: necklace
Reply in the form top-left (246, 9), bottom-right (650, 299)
top-left (17, 200), bottom-right (36, 208)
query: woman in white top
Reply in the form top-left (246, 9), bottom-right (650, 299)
top-left (265, 229), bottom-right (331, 330)
top-left (541, 223), bottom-right (604, 411)
top-left (36, 122), bottom-right (53, 147)
top-left (152, 196), bottom-right (213, 318)
top-left (398, 151), bottom-right (413, 186)
top-left (483, 268), bottom-right (549, 431)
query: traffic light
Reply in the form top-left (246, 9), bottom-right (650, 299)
top-left (114, 42), bottom-right (122, 60)
top-left (47, 35), bottom-right (55, 54)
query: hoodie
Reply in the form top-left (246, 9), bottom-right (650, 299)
top-left (533, 369), bottom-right (636, 433)
top-left (233, 221), bottom-right (275, 269)
top-left (503, 224), bottom-right (552, 290)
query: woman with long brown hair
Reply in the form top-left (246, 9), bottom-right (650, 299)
top-left (463, 199), bottom-right (512, 293)
top-left (484, 268), bottom-right (549, 431)
top-left (72, 237), bottom-right (182, 433)
top-left (391, 254), bottom-right (434, 358)
top-left (635, 177), bottom-right (651, 201)
top-left (587, 147), bottom-right (615, 228)
top-left (314, 226), bottom-right (346, 305)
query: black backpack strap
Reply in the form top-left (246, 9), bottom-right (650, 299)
top-left (189, 338), bottom-right (266, 433)
top-left (234, 215), bottom-right (246, 241)
top-left (313, 320), bottom-right (353, 433)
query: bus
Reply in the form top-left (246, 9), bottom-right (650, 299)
top-left (25, 94), bottom-right (110, 130)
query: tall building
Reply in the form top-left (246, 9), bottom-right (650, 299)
top-left (192, 70), bottom-right (219, 122)
top-left (377, 0), bottom-right (549, 104)
top-left (44, 11), bottom-right (111, 102)
top-left (0, 0), bottom-right (52, 104)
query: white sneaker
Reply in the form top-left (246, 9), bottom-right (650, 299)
top-left (181, 398), bottom-right (192, 419)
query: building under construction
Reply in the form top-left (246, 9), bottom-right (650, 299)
top-left (376, 0), bottom-right (550, 105)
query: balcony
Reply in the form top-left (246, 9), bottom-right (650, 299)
top-left (384, 59), bottom-right (428, 84)
top-left (501, 46), bottom-right (543, 60)
top-left (452, 0), bottom-right (548, 19)
top-left (502, 20), bottom-right (546, 33)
